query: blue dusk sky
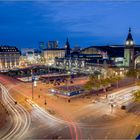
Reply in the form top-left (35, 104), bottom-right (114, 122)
top-left (0, 0), bottom-right (140, 49)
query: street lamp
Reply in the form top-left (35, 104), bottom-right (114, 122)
top-left (31, 69), bottom-right (35, 100)
top-left (66, 71), bottom-right (71, 90)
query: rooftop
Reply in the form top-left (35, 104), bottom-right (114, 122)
top-left (0, 45), bottom-right (20, 53)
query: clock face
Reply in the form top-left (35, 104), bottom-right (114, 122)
top-left (126, 40), bottom-right (134, 46)
top-left (130, 41), bottom-right (134, 45)
top-left (126, 41), bottom-right (129, 45)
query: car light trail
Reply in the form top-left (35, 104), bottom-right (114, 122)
top-left (0, 83), bottom-right (31, 140)
top-left (26, 99), bottom-right (81, 139)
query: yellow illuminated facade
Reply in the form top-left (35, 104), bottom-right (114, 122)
top-left (42, 48), bottom-right (65, 65)
top-left (0, 46), bottom-right (20, 70)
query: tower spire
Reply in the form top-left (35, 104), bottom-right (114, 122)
top-left (65, 37), bottom-right (71, 57)
top-left (126, 27), bottom-right (133, 41)
top-left (129, 27), bottom-right (131, 33)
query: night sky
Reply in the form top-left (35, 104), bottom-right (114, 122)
top-left (0, 0), bottom-right (140, 49)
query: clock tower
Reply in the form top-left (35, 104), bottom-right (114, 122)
top-left (124, 28), bottom-right (135, 68)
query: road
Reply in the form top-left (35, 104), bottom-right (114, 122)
top-left (0, 82), bottom-right (81, 139)
top-left (0, 74), bottom-right (139, 139)
top-left (20, 86), bottom-right (140, 139)
top-left (107, 86), bottom-right (139, 107)
top-left (70, 86), bottom-right (140, 139)
top-left (23, 99), bottom-right (81, 139)
top-left (0, 83), bottom-right (31, 140)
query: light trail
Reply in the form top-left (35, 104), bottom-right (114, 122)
top-left (0, 83), bottom-right (31, 140)
top-left (27, 99), bottom-right (81, 139)
top-left (1, 82), bottom-right (81, 139)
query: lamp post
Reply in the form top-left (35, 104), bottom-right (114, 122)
top-left (67, 71), bottom-right (71, 90)
top-left (32, 77), bottom-right (34, 100)
top-left (31, 69), bottom-right (35, 100)
top-left (115, 72), bottom-right (119, 88)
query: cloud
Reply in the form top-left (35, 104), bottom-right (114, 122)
top-left (34, 1), bottom-right (133, 34)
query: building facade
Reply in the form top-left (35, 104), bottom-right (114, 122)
top-left (0, 46), bottom-right (20, 70)
top-left (20, 48), bottom-right (42, 66)
top-left (42, 38), bottom-right (71, 65)
top-left (42, 48), bottom-right (66, 65)
top-left (55, 28), bottom-right (140, 70)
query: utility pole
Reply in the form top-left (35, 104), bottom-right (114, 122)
top-left (32, 78), bottom-right (34, 100)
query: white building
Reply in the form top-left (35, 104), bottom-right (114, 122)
top-left (42, 48), bottom-right (66, 65)
top-left (0, 46), bottom-right (20, 70)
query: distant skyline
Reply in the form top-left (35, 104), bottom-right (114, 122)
top-left (0, 1), bottom-right (140, 49)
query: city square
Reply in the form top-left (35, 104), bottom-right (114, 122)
top-left (0, 1), bottom-right (140, 140)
